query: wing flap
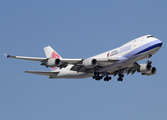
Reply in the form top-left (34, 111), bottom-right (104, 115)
top-left (70, 65), bottom-right (87, 72)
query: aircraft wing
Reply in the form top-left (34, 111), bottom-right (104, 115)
top-left (4, 53), bottom-right (119, 62)
top-left (24, 71), bottom-right (59, 76)
top-left (4, 53), bottom-right (120, 73)
top-left (4, 53), bottom-right (83, 63)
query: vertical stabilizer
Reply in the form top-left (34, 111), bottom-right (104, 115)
top-left (44, 46), bottom-right (62, 59)
top-left (44, 46), bottom-right (62, 71)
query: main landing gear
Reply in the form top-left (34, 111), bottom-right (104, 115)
top-left (104, 73), bottom-right (112, 81)
top-left (92, 72), bottom-right (111, 81)
top-left (117, 74), bottom-right (124, 81)
top-left (92, 72), bottom-right (102, 81)
top-left (93, 72), bottom-right (124, 82)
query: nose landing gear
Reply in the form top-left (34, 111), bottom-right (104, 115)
top-left (147, 54), bottom-right (152, 65)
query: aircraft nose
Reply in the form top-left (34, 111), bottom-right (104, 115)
top-left (159, 40), bottom-right (163, 47)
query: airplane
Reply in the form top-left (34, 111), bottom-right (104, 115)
top-left (4, 35), bottom-right (162, 81)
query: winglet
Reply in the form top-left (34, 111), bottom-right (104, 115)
top-left (4, 53), bottom-right (11, 58)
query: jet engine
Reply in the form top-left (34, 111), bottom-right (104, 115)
top-left (82, 59), bottom-right (98, 68)
top-left (142, 67), bottom-right (157, 76)
top-left (46, 58), bottom-right (61, 67)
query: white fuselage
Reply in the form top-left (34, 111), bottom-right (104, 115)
top-left (51, 35), bottom-right (162, 79)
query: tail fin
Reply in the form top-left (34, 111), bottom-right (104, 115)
top-left (44, 46), bottom-right (62, 71)
top-left (44, 46), bottom-right (62, 59)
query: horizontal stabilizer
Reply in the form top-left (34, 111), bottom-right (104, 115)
top-left (24, 71), bottom-right (59, 76)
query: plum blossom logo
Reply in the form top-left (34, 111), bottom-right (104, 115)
top-left (50, 51), bottom-right (60, 70)
top-left (50, 51), bottom-right (60, 59)
top-left (107, 52), bottom-right (110, 57)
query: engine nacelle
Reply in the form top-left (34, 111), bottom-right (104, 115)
top-left (142, 67), bottom-right (157, 76)
top-left (138, 64), bottom-right (152, 73)
top-left (82, 59), bottom-right (98, 68)
top-left (46, 58), bottom-right (61, 67)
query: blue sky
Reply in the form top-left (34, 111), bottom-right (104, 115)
top-left (0, 0), bottom-right (167, 120)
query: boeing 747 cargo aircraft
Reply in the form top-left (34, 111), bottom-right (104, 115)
top-left (4, 35), bottom-right (162, 81)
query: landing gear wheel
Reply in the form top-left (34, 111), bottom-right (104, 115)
top-left (104, 78), bottom-right (107, 81)
top-left (104, 76), bottom-right (112, 81)
top-left (117, 77), bottom-right (123, 81)
top-left (93, 72), bottom-right (103, 81)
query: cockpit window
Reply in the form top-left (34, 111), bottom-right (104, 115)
top-left (147, 35), bottom-right (154, 38)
